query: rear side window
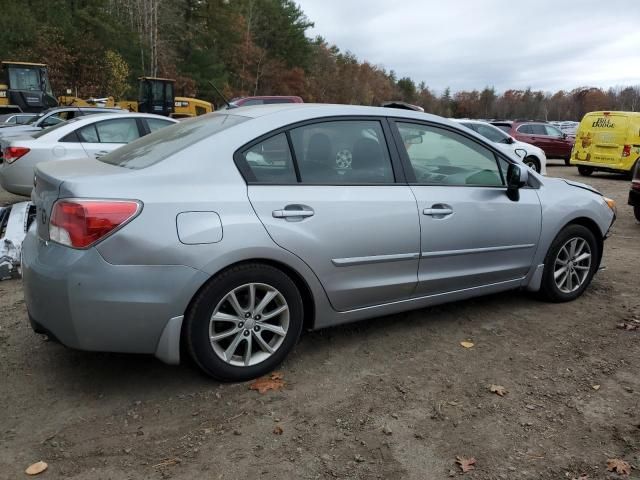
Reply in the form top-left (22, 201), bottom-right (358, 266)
top-left (242, 133), bottom-right (297, 184)
top-left (146, 118), bottom-right (175, 133)
top-left (517, 124), bottom-right (532, 134)
top-left (100, 113), bottom-right (247, 169)
top-left (290, 120), bottom-right (394, 184)
top-left (95, 118), bottom-right (140, 143)
top-left (77, 124), bottom-right (100, 142)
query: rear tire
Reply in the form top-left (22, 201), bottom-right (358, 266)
top-left (185, 263), bottom-right (304, 381)
top-left (564, 158), bottom-right (571, 166)
top-left (634, 206), bottom-right (640, 223)
top-left (539, 225), bottom-right (599, 303)
top-left (578, 166), bottom-right (594, 176)
top-left (524, 156), bottom-right (540, 173)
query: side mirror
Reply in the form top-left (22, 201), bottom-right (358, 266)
top-left (514, 148), bottom-right (527, 158)
top-left (506, 163), bottom-right (528, 201)
top-left (562, 132), bottom-right (568, 139)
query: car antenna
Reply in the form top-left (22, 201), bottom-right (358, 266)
top-left (208, 81), bottom-right (235, 109)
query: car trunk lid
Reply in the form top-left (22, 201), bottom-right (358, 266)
top-left (32, 159), bottom-right (129, 241)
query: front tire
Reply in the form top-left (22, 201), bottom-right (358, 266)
top-left (578, 166), bottom-right (594, 176)
top-left (524, 156), bottom-right (541, 173)
top-left (185, 263), bottom-right (304, 381)
top-left (634, 206), bottom-right (640, 223)
top-left (539, 225), bottom-right (599, 302)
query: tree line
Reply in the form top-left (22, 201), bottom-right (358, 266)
top-left (1, 0), bottom-right (638, 121)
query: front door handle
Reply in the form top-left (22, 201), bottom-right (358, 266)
top-left (94, 150), bottom-right (110, 159)
top-left (272, 207), bottom-right (315, 219)
top-left (423, 205), bottom-right (453, 216)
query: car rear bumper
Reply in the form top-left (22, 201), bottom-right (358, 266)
top-left (0, 162), bottom-right (33, 196)
top-left (21, 230), bottom-right (208, 362)
top-left (570, 158), bottom-right (635, 172)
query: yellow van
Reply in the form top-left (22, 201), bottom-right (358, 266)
top-left (570, 111), bottom-right (640, 177)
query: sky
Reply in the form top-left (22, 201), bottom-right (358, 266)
top-left (295, 0), bottom-right (640, 94)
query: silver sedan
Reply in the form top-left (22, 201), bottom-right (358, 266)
top-left (0, 112), bottom-right (177, 195)
top-left (22, 104), bottom-right (616, 381)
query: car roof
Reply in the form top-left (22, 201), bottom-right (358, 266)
top-left (65, 112), bottom-right (178, 124)
top-left (227, 103), bottom-right (449, 123)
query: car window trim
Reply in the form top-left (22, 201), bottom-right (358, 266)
top-left (233, 115), bottom-right (408, 186)
top-left (387, 118), bottom-right (515, 188)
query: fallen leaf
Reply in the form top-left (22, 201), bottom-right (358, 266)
top-left (25, 461), bottom-right (48, 475)
top-left (273, 425), bottom-right (283, 435)
top-left (456, 456), bottom-right (476, 473)
top-left (490, 384), bottom-right (507, 397)
top-left (617, 322), bottom-right (639, 331)
top-left (592, 385), bottom-right (600, 391)
top-left (249, 372), bottom-right (285, 394)
top-left (460, 341), bottom-right (475, 349)
top-left (607, 458), bottom-right (631, 475)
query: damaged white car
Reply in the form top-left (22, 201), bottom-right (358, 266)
top-left (0, 201), bottom-right (34, 280)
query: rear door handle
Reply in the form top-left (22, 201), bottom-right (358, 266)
top-left (423, 206), bottom-right (453, 216)
top-left (94, 150), bottom-right (110, 159)
top-left (272, 207), bottom-right (315, 218)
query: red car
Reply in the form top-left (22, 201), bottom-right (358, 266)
top-left (229, 96), bottom-right (303, 107)
top-left (491, 121), bottom-right (575, 165)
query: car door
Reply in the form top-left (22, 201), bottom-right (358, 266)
top-left (241, 119), bottom-right (421, 312)
top-left (390, 120), bottom-right (542, 296)
top-left (78, 117), bottom-right (142, 160)
top-left (543, 124), bottom-right (569, 157)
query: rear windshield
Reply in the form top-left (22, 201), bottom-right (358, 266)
top-left (99, 113), bottom-right (248, 169)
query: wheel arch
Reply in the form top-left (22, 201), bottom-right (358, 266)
top-left (564, 216), bottom-right (604, 267)
top-left (182, 258), bottom-right (317, 335)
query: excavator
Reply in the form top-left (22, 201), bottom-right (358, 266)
top-left (59, 76), bottom-right (213, 118)
top-left (0, 61), bottom-right (59, 113)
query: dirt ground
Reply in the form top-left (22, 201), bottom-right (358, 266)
top-left (1, 162), bottom-right (639, 480)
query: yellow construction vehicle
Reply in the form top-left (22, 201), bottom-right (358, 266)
top-left (59, 77), bottom-right (212, 118)
top-left (0, 61), bottom-right (58, 113)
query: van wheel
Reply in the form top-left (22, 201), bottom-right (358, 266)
top-left (634, 206), bottom-right (640, 223)
top-left (185, 263), bottom-right (304, 381)
top-left (578, 166), bottom-right (594, 176)
top-left (539, 225), bottom-right (599, 303)
top-left (524, 157), bottom-right (540, 173)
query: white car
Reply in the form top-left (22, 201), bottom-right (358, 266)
top-left (0, 112), bottom-right (177, 195)
top-left (454, 119), bottom-right (547, 175)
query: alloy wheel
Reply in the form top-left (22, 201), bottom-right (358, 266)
top-left (553, 237), bottom-right (592, 293)
top-left (209, 283), bottom-right (289, 367)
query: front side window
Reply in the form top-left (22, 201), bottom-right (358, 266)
top-left (243, 133), bottom-right (297, 184)
top-left (39, 113), bottom-right (65, 128)
top-left (95, 118), bottom-right (140, 143)
top-left (544, 125), bottom-right (563, 137)
top-left (397, 122), bottom-right (504, 186)
top-left (473, 123), bottom-right (509, 143)
top-left (289, 120), bottom-right (394, 184)
top-left (530, 124), bottom-right (547, 135)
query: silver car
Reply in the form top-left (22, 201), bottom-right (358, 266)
top-left (22, 104), bottom-right (617, 381)
top-left (0, 112), bottom-right (177, 195)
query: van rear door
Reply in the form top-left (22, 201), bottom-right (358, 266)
top-left (574, 113), bottom-right (629, 164)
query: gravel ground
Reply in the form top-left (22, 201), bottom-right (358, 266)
top-left (0, 162), bottom-right (638, 479)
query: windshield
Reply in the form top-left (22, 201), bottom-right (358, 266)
top-left (473, 122), bottom-right (510, 143)
top-left (31, 116), bottom-right (84, 139)
top-left (99, 113), bottom-right (248, 169)
top-left (6, 66), bottom-right (52, 95)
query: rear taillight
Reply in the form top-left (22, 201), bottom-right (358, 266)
top-left (4, 146), bottom-right (30, 164)
top-left (622, 145), bottom-right (631, 157)
top-left (49, 199), bottom-right (140, 248)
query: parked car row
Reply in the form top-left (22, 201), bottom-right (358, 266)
top-left (453, 119), bottom-right (547, 174)
top-left (491, 120), bottom-right (575, 165)
top-left (21, 103), bottom-right (617, 381)
top-left (0, 109), bottom-right (176, 195)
